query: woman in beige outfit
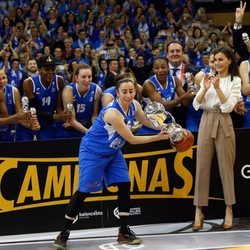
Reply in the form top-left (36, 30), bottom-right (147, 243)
top-left (192, 46), bottom-right (242, 231)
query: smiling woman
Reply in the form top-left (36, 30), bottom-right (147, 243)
top-left (59, 64), bottom-right (102, 138)
top-left (53, 72), bottom-right (171, 249)
top-left (192, 46), bottom-right (242, 232)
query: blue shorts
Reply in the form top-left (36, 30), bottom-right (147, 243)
top-left (78, 147), bottom-right (130, 193)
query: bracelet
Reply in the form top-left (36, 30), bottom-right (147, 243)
top-left (233, 22), bottom-right (242, 30)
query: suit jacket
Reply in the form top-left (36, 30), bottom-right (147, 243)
top-left (171, 63), bottom-right (197, 128)
top-left (233, 27), bottom-right (250, 62)
top-left (104, 71), bottom-right (116, 90)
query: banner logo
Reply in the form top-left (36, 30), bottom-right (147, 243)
top-left (241, 165), bottom-right (250, 179)
top-left (0, 148), bottom-right (223, 213)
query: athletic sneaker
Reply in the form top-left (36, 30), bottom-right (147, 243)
top-left (117, 226), bottom-right (143, 245)
top-left (53, 230), bottom-right (70, 249)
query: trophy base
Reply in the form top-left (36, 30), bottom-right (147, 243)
top-left (171, 129), bottom-right (194, 152)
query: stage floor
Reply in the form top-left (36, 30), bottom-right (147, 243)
top-left (0, 217), bottom-right (250, 250)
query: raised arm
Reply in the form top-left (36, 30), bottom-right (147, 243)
top-left (233, 1), bottom-right (249, 60)
top-left (103, 106), bottom-right (170, 145)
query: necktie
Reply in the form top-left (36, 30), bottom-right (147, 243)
top-left (172, 68), bottom-right (178, 76)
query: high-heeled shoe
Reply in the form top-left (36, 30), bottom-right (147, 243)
top-left (192, 213), bottom-right (204, 232)
top-left (224, 206), bottom-right (233, 230)
top-left (223, 223), bottom-right (233, 230)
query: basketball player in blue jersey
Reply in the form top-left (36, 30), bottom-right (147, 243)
top-left (0, 69), bottom-right (38, 141)
top-left (0, 89), bottom-right (28, 126)
top-left (0, 89), bottom-right (29, 127)
top-left (185, 53), bottom-right (216, 132)
top-left (138, 57), bottom-right (194, 134)
top-left (15, 55), bottom-right (68, 141)
top-left (102, 71), bottom-right (143, 134)
top-left (102, 71), bottom-right (143, 108)
top-left (102, 85), bottom-right (116, 107)
top-left (59, 64), bottom-right (102, 138)
top-left (53, 72), bottom-right (170, 249)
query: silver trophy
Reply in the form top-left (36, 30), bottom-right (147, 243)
top-left (30, 107), bottom-right (37, 115)
top-left (64, 103), bottom-right (73, 127)
top-left (29, 107), bottom-right (40, 131)
top-left (185, 72), bottom-right (194, 88)
top-left (21, 96), bottom-right (29, 112)
top-left (66, 103), bottom-right (73, 110)
top-left (145, 101), bottom-right (194, 152)
top-left (242, 33), bottom-right (249, 44)
top-left (242, 33), bottom-right (250, 50)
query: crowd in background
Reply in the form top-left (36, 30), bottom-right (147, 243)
top-left (0, 0), bottom-right (249, 142)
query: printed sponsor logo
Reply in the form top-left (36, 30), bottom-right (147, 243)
top-left (0, 147), bottom-right (215, 214)
top-left (241, 165), bottom-right (250, 179)
top-left (113, 207), bottom-right (142, 219)
top-left (79, 211), bottom-right (103, 219)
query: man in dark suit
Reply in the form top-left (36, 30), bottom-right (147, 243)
top-left (166, 41), bottom-right (197, 128)
top-left (104, 59), bottom-right (118, 89)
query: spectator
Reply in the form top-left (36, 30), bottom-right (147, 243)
top-left (45, 7), bottom-right (62, 40)
top-left (62, 37), bottom-right (74, 63)
top-left (52, 25), bottom-right (67, 50)
top-left (166, 40), bottom-right (197, 128)
top-left (6, 58), bottom-right (24, 89)
top-left (53, 47), bottom-right (67, 66)
top-left (67, 59), bottom-right (79, 83)
top-left (96, 58), bottom-right (108, 90)
top-left (128, 54), bottom-right (152, 86)
top-left (93, 29), bottom-right (106, 51)
top-left (104, 58), bottom-right (119, 89)
top-left (123, 29), bottom-right (134, 51)
top-left (19, 58), bottom-right (39, 96)
top-left (0, 16), bottom-right (12, 42)
top-left (73, 29), bottom-right (93, 50)
top-left (118, 55), bottom-right (127, 74)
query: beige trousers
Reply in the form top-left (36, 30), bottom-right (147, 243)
top-left (194, 110), bottom-right (236, 206)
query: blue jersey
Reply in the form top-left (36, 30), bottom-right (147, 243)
top-left (138, 74), bottom-right (175, 135)
top-left (96, 71), bottom-right (106, 90)
top-left (82, 99), bottom-right (137, 156)
top-left (31, 75), bottom-right (59, 127)
top-left (7, 69), bottom-right (24, 89)
top-left (146, 74), bottom-right (175, 108)
top-left (15, 75), bottom-right (60, 141)
top-left (72, 82), bottom-right (100, 128)
top-left (57, 82), bottom-right (101, 139)
top-left (0, 84), bottom-right (15, 141)
top-left (103, 86), bottom-right (116, 98)
top-left (242, 60), bottom-right (250, 128)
